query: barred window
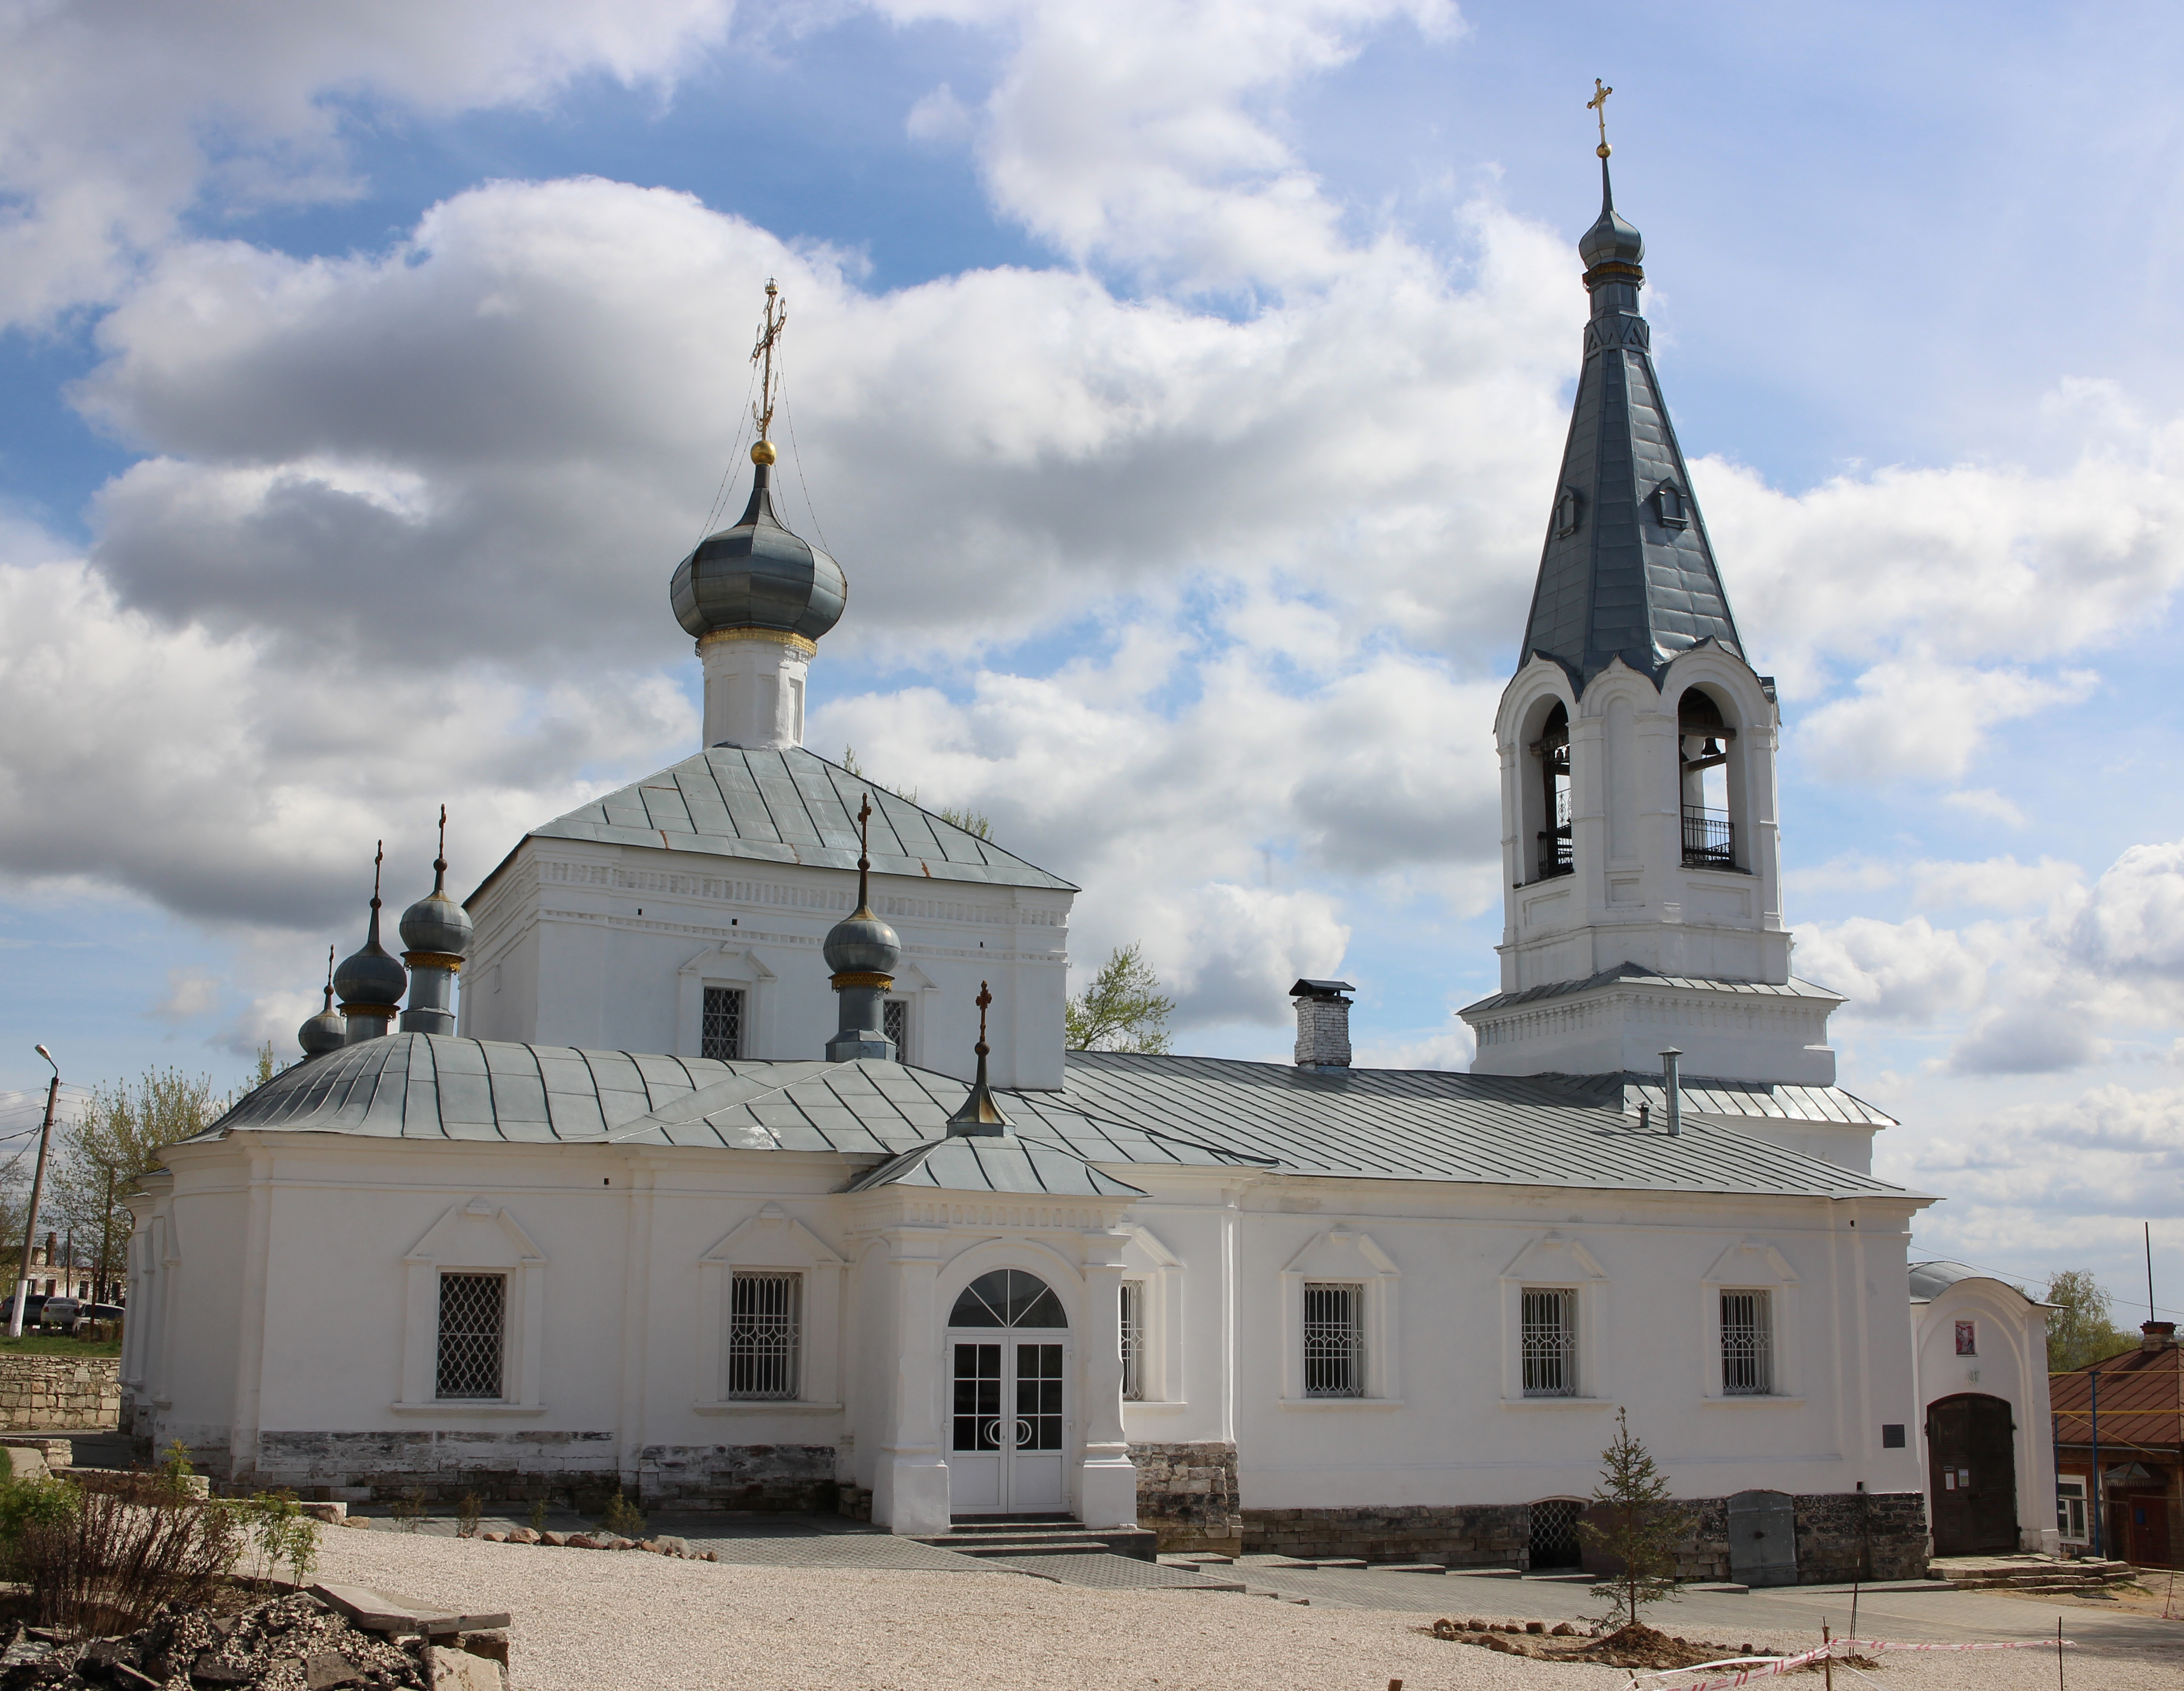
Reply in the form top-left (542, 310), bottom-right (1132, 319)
top-left (702, 986), bottom-right (745, 1060)
top-left (1721, 1289), bottom-right (1773, 1395)
top-left (1521, 1287), bottom-right (1576, 1396)
top-left (1119, 1281), bottom-right (1145, 1402)
top-left (1303, 1282), bottom-right (1363, 1398)
top-left (728, 1272), bottom-right (800, 1400)
top-left (883, 998), bottom-right (908, 1057)
top-left (435, 1273), bottom-right (505, 1400)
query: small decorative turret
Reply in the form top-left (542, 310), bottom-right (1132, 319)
top-left (333, 843), bottom-right (408, 1043)
top-left (296, 945), bottom-right (347, 1059)
top-left (399, 806), bottom-right (471, 1036)
top-left (823, 796), bottom-right (900, 1061)
top-left (945, 982), bottom-right (1010, 1137)
top-left (668, 281), bottom-right (847, 752)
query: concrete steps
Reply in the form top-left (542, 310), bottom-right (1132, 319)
top-left (912, 1515), bottom-right (1160, 1563)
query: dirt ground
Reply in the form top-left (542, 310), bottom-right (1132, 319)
top-left (308, 1529), bottom-right (2184, 1691)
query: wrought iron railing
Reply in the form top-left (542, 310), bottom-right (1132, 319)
top-left (1535, 786), bottom-right (1574, 880)
top-left (1682, 805), bottom-right (1735, 869)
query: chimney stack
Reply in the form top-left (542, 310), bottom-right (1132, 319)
top-left (1290, 980), bottom-right (1356, 1071)
top-left (2143, 1321), bottom-right (2177, 1352)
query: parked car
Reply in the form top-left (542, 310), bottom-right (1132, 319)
top-left (37, 1297), bottom-right (81, 1331)
top-left (0, 1295), bottom-right (46, 1328)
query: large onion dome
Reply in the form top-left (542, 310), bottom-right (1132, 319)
top-left (669, 456), bottom-right (847, 642)
top-left (399, 861), bottom-right (473, 959)
top-left (334, 850), bottom-right (408, 1014)
top-left (823, 902), bottom-right (901, 979)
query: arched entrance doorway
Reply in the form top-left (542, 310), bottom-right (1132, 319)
top-left (1927, 1393), bottom-right (2018, 1556)
top-left (947, 1270), bottom-right (1070, 1516)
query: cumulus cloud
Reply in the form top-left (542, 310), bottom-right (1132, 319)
top-left (0, 0), bottom-right (743, 326)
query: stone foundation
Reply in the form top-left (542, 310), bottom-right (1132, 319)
top-left (242, 1431), bottom-right (836, 1511)
top-left (1131, 1441), bottom-right (1241, 1552)
top-left (0, 1356), bottom-right (120, 1430)
top-left (1586, 1491), bottom-right (1930, 1585)
top-left (1242, 1504), bottom-right (1529, 1567)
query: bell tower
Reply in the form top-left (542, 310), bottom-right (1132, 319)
top-left (1462, 91), bottom-right (1840, 1086)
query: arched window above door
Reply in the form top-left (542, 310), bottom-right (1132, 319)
top-left (950, 1269), bottom-right (1067, 1328)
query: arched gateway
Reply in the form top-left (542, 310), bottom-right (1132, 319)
top-left (947, 1270), bottom-right (1071, 1514)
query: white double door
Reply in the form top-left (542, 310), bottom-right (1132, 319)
top-left (946, 1331), bottom-right (1069, 1514)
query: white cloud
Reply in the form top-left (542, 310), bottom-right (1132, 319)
top-left (151, 970), bottom-right (222, 1022)
top-left (0, 0), bottom-right (743, 326)
top-left (1795, 659), bottom-right (2096, 783)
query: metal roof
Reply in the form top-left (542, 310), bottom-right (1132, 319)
top-left (483, 745), bottom-right (1074, 897)
top-left (1054, 1051), bottom-right (1920, 1201)
top-left (1461, 963), bottom-right (1843, 1020)
top-left (2051, 1336), bottom-right (2183, 1451)
top-left (844, 1138), bottom-right (1146, 1198)
top-left (1907, 1260), bottom-right (2038, 1304)
top-left (1521, 168), bottom-right (1745, 691)
top-left (1564, 1073), bottom-right (1897, 1129)
top-left (199, 1035), bottom-right (1919, 1204)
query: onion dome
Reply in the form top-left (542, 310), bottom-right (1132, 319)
top-left (824, 901), bottom-right (901, 979)
top-left (1578, 160), bottom-right (1643, 274)
top-left (669, 457), bottom-right (847, 643)
top-left (399, 824), bottom-right (472, 960)
top-left (334, 845), bottom-right (409, 1012)
top-left (297, 946), bottom-right (347, 1059)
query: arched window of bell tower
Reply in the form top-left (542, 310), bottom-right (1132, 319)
top-left (1524, 699), bottom-right (1573, 884)
top-left (1676, 687), bottom-right (1739, 870)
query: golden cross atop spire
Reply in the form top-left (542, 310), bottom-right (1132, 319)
top-left (370, 840), bottom-right (384, 909)
top-left (854, 795), bottom-right (873, 911)
top-left (1587, 78), bottom-right (1613, 159)
top-left (975, 980), bottom-right (992, 1054)
top-left (751, 279), bottom-right (786, 458)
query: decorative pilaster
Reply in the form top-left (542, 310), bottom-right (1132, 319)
top-left (1077, 1227), bottom-right (1138, 1529)
top-left (872, 1227), bottom-right (951, 1535)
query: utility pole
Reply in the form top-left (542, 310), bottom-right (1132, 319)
top-left (9, 1046), bottom-right (59, 1339)
top-left (95, 1167), bottom-right (113, 1308)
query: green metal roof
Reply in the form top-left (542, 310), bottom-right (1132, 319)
top-left (478, 745), bottom-right (1074, 899)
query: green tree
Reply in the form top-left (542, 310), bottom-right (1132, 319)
top-left (1065, 944), bottom-right (1176, 1054)
top-left (1577, 1407), bottom-right (1692, 1632)
top-left (47, 1068), bottom-right (224, 1301)
top-left (2045, 1269), bottom-right (2133, 1371)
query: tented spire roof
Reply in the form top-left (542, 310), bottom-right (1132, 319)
top-left (1521, 158), bottom-right (1744, 691)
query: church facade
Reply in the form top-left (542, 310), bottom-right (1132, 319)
top-left (119, 150), bottom-right (2057, 1576)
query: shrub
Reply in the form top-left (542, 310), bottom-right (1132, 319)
top-left (12, 1472), bottom-right (240, 1635)
top-left (527, 1497), bottom-right (548, 1533)
top-left (233, 1490), bottom-right (318, 1585)
top-left (599, 1489), bottom-right (645, 1539)
top-left (456, 1493), bottom-right (482, 1539)
top-left (388, 1489), bottom-right (428, 1532)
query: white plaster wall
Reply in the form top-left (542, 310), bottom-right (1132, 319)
top-left (462, 839), bottom-right (1072, 1088)
top-left (129, 1131), bottom-right (1928, 1529)
top-left (1912, 1282), bottom-right (2057, 1553)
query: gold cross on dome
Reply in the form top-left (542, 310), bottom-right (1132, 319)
top-left (976, 980), bottom-right (992, 1043)
top-left (1588, 78), bottom-right (1613, 154)
top-left (751, 279), bottom-right (786, 441)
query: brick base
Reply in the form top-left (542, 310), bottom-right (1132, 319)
top-left (1131, 1441), bottom-right (1241, 1552)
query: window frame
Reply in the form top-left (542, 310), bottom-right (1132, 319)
top-left (1719, 1287), bottom-right (1775, 1396)
top-left (433, 1270), bottom-right (508, 1402)
top-left (396, 1199), bottom-right (546, 1415)
top-left (1520, 1285), bottom-right (1578, 1398)
top-left (726, 1269), bottom-right (802, 1401)
top-left (1698, 1239), bottom-right (1801, 1404)
top-left (1301, 1281), bottom-right (1365, 1399)
top-left (1119, 1280), bottom-right (1146, 1403)
top-left (1278, 1229), bottom-right (1401, 1407)
top-left (2056, 1477), bottom-right (2089, 1544)
top-left (694, 1205), bottom-right (844, 1414)
top-left (701, 984), bottom-right (747, 1060)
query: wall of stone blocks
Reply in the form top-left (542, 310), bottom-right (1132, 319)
top-left (1241, 1504), bottom-right (1529, 1567)
top-left (0, 1356), bottom-right (120, 1431)
top-left (245, 1429), bottom-right (837, 1511)
top-left (1131, 1440), bottom-right (1241, 1552)
top-left (1588, 1490), bottom-right (1931, 1585)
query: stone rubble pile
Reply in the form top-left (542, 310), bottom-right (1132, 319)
top-left (0, 1588), bottom-right (510, 1691)
top-left (474, 1530), bottom-right (716, 1561)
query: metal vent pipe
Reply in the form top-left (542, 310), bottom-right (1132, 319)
top-left (1660, 1047), bottom-right (1683, 1137)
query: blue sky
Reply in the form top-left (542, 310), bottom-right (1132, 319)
top-left (1, 0), bottom-right (2181, 1313)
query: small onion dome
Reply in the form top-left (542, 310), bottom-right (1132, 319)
top-left (669, 461), bottom-right (847, 643)
top-left (1579, 165), bottom-right (1643, 272)
top-left (297, 981), bottom-right (346, 1059)
top-left (335, 911), bottom-right (408, 1012)
top-left (400, 878), bottom-right (472, 959)
top-left (823, 904), bottom-right (901, 979)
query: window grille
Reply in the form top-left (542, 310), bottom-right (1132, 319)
top-left (1119, 1281), bottom-right (1145, 1401)
top-left (883, 998), bottom-right (908, 1057)
top-left (727, 1272), bottom-right (800, 1400)
top-left (1721, 1289), bottom-right (1773, 1395)
top-left (1521, 1288), bottom-right (1577, 1396)
top-left (1528, 1498), bottom-right (1584, 1569)
top-left (435, 1273), bottom-right (505, 1400)
top-left (1303, 1282), bottom-right (1364, 1397)
top-left (702, 986), bottom-right (745, 1060)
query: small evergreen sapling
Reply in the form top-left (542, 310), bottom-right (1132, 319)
top-left (1577, 1407), bottom-right (1693, 1631)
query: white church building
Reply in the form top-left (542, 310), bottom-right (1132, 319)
top-left (119, 151), bottom-right (2057, 1579)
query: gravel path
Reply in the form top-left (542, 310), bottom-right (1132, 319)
top-left (310, 1530), bottom-right (2183, 1691)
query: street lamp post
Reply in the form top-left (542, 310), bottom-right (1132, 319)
top-left (9, 1047), bottom-right (60, 1340)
